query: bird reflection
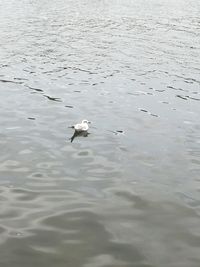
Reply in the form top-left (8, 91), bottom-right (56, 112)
top-left (70, 130), bottom-right (90, 143)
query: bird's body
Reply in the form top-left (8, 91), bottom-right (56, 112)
top-left (74, 120), bottom-right (90, 132)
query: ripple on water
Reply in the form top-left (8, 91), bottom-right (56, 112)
top-left (0, 0), bottom-right (200, 266)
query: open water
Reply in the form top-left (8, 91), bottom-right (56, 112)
top-left (0, 0), bottom-right (200, 266)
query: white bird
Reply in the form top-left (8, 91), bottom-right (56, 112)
top-left (70, 120), bottom-right (91, 143)
top-left (73, 119), bottom-right (91, 132)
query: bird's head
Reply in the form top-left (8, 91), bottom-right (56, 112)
top-left (82, 119), bottom-right (91, 124)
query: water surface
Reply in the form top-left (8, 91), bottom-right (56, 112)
top-left (0, 0), bottom-right (200, 266)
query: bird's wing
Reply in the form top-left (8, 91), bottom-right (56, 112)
top-left (74, 123), bottom-right (88, 132)
top-left (74, 123), bottom-right (83, 131)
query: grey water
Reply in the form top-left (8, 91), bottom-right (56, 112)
top-left (0, 0), bottom-right (200, 266)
